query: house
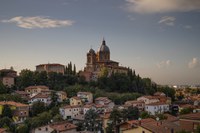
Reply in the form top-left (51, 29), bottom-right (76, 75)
top-left (25, 85), bottom-right (49, 96)
top-left (70, 96), bottom-right (82, 106)
top-left (59, 105), bottom-right (83, 120)
top-left (56, 91), bottom-right (67, 102)
top-left (83, 104), bottom-right (96, 115)
top-left (125, 100), bottom-right (145, 111)
top-left (36, 63), bottom-right (65, 74)
top-left (95, 97), bottom-right (115, 109)
top-left (0, 101), bottom-right (29, 123)
top-left (2, 76), bottom-right (15, 87)
top-left (14, 90), bottom-right (29, 100)
top-left (77, 92), bottom-right (93, 103)
top-left (145, 102), bottom-right (169, 115)
top-left (179, 112), bottom-right (200, 132)
top-left (137, 96), bottom-right (159, 104)
top-left (28, 93), bottom-right (51, 106)
top-left (33, 121), bottom-right (77, 133)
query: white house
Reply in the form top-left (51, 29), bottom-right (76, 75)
top-left (95, 97), bottom-right (115, 109)
top-left (77, 91), bottom-right (93, 103)
top-left (125, 100), bottom-right (145, 111)
top-left (28, 93), bottom-right (51, 106)
top-left (83, 104), bottom-right (97, 115)
top-left (137, 96), bottom-right (159, 104)
top-left (145, 102), bottom-right (169, 115)
top-left (59, 105), bottom-right (83, 120)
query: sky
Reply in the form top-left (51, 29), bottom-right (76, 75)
top-left (0, 0), bottom-right (200, 85)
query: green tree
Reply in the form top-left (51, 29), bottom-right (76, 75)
top-left (73, 64), bottom-right (76, 75)
top-left (83, 109), bottom-right (102, 132)
top-left (34, 71), bottom-right (48, 85)
top-left (31, 101), bottom-right (46, 116)
top-left (2, 104), bottom-right (13, 118)
top-left (140, 111), bottom-right (150, 119)
top-left (157, 86), bottom-right (175, 101)
top-left (180, 107), bottom-right (193, 115)
top-left (17, 69), bottom-right (34, 89)
top-left (0, 81), bottom-right (7, 94)
top-left (0, 117), bottom-right (12, 129)
top-left (16, 124), bottom-right (29, 133)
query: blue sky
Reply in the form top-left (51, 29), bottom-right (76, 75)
top-left (0, 0), bottom-right (200, 85)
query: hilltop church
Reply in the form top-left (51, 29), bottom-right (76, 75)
top-left (80, 39), bottom-right (128, 81)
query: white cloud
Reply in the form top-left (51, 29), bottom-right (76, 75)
top-left (157, 60), bottom-right (172, 68)
top-left (125, 0), bottom-right (200, 14)
top-left (158, 16), bottom-right (176, 26)
top-left (188, 58), bottom-right (199, 69)
top-left (184, 25), bottom-right (192, 29)
top-left (2, 16), bottom-right (74, 29)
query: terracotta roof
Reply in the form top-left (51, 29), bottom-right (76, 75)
top-left (61, 105), bottom-right (81, 109)
top-left (0, 128), bottom-right (6, 133)
top-left (31, 93), bottom-right (49, 99)
top-left (141, 121), bottom-right (181, 133)
top-left (95, 97), bottom-right (110, 101)
top-left (25, 85), bottom-right (49, 91)
top-left (71, 96), bottom-right (81, 100)
top-left (57, 91), bottom-right (67, 95)
top-left (180, 112), bottom-right (200, 120)
top-left (125, 100), bottom-right (144, 104)
top-left (50, 121), bottom-right (77, 132)
top-left (179, 104), bottom-right (194, 108)
top-left (146, 102), bottom-right (169, 106)
top-left (0, 101), bottom-right (28, 107)
top-left (164, 114), bottom-right (179, 122)
top-left (15, 90), bottom-right (29, 95)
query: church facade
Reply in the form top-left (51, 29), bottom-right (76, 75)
top-left (80, 39), bottom-right (128, 81)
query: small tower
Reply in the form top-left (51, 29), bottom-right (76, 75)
top-left (86, 48), bottom-right (96, 71)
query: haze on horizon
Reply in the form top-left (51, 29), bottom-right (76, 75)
top-left (0, 0), bottom-right (200, 85)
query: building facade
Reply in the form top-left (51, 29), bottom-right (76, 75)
top-left (36, 63), bottom-right (65, 74)
top-left (80, 39), bottom-right (128, 81)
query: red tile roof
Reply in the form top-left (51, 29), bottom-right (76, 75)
top-left (0, 101), bottom-right (28, 107)
top-left (50, 122), bottom-right (77, 132)
top-left (0, 128), bottom-right (6, 133)
top-left (146, 102), bottom-right (168, 106)
top-left (25, 85), bottom-right (49, 91)
top-left (180, 112), bottom-right (200, 120)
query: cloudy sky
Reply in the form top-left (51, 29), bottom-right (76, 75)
top-left (0, 0), bottom-right (200, 85)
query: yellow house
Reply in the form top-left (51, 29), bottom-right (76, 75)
top-left (70, 96), bottom-right (82, 106)
top-left (0, 101), bottom-right (29, 123)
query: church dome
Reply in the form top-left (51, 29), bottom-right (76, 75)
top-left (98, 39), bottom-right (110, 53)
